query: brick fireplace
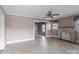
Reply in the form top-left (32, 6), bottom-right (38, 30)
top-left (58, 27), bottom-right (75, 42)
top-left (46, 16), bottom-right (76, 43)
top-left (58, 16), bottom-right (75, 42)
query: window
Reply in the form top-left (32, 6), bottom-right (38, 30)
top-left (42, 24), bottom-right (45, 32)
top-left (52, 23), bottom-right (58, 30)
top-left (77, 19), bottom-right (79, 25)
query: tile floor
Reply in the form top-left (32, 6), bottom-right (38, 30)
top-left (0, 35), bottom-right (79, 54)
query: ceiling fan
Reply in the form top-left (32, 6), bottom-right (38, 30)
top-left (43, 10), bottom-right (60, 18)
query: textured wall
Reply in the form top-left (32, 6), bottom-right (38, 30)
top-left (59, 17), bottom-right (74, 27)
top-left (5, 14), bottom-right (34, 44)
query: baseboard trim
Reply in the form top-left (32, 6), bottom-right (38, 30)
top-left (6, 38), bottom-right (35, 44)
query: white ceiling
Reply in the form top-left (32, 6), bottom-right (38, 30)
top-left (2, 5), bottom-right (79, 20)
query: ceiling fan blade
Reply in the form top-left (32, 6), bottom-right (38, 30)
top-left (43, 10), bottom-right (60, 19)
top-left (43, 16), bottom-right (53, 18)
top-left (52, 14), bottom-right (60, 16)
top-left (43, 16), bottom-right (47, 18)
top-left (50, 16), bottom-right (53, 18)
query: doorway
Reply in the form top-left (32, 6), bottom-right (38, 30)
top-left (35, 22), bottom-right (46, 36)
top-left (35, 22), bottom-right (47, 40)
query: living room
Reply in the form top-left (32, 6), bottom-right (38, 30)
top-left (0, 5), bottom-right (79, 54)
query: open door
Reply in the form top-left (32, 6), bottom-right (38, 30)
top-left (0, 15), bottom-right (5, 50)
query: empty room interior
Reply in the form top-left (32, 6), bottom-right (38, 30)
top-left (0, 5), bottom-right (79, 54)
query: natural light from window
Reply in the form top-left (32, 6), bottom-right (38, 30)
top-left (42, 24), bottom-right (45, 32)
top-left (52, 23), bottom-right (58, 30)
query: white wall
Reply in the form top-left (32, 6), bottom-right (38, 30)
top-left (0, 6), bottom-right (5, 15)
top-left (6, 14), bottom-right (35, 44)
top-left (0, 15), bottom-right (5, 49)
top-left (0, 6), bottom-right (5, 50)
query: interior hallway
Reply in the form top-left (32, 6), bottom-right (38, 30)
top-left (0, 35), bottom-right (79, 54)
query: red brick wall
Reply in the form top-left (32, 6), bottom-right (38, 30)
top-left (58, 17), bottom-right (74, 27)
